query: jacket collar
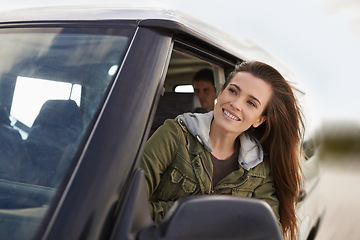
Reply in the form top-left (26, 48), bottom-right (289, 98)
top-left (176, 111), bottom-right (263, 170)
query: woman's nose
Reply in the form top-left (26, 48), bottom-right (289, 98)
top-left (230, 99), bottom-right (244, 111)
top-left (230, 102), bottom-right (242, 111)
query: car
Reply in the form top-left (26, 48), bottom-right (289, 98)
top-left (0, 5), bottom-right (324, 240)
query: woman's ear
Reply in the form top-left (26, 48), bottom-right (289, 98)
top-left (252, 116), bottom-right (267, 128)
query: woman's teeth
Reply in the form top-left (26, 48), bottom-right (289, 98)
top-left (224, 109), bottom-right (240, 121)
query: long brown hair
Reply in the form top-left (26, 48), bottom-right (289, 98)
top-left (226, 61), bottom-right (304, 239)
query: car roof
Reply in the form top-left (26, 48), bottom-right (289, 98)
top-left (0, 5), bottom-right (300, 89)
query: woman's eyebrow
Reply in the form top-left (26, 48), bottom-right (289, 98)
top-left (250, 95), bottom-right (261, 105)
top-left (230, 83), bottom-right (241, 92)
top-left (229, 83), bottom-right (262, 105)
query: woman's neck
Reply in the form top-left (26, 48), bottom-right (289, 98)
top-left (209, 122), bottom-right (240, 160)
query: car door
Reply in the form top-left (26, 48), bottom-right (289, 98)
top-left (109, 31), bottom-right (250, 240)
top-left (36, 26), bottom-right (174, 240)
top-left (0, 22), bottom-right (173, 240)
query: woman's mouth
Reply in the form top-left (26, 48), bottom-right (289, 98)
top-left (223, 109), bottom-right (240, 121)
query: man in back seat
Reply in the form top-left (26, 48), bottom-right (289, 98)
top-left (192, 68), bottom-right (217, 112)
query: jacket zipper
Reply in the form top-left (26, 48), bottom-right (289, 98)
top-left (199, 153), bottom-right (250, 194)
top-left (199, 153), bottom-right (214, 194)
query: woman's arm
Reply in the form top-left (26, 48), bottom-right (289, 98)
top-left (252, 164), bottom-right (281, 230)
top-left (253, 173), bottom-right (280, 221)
top-left (140, 119), bottom-right (181, 223)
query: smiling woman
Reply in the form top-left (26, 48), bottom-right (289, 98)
top-left (212, 71), bottom-right (273, 137)
top-left (140, 61), bottom-right (304, 240)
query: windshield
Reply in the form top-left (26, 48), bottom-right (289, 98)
top-left (0, 26), bottom-right (134, 239)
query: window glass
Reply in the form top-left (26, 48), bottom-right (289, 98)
top-left (11, 77), bottom-right (81, 136)
top-left (174, 84), bottom-right (194, 93)
top-left (0, 27), bottom-right (134, 240)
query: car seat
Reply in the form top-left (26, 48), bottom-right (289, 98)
top-left (149, 92), bottom-right (202, 137)
top-left (0, 107), bottom-right (26, 181)
top-left (25, 99), bottom-right (83, 187)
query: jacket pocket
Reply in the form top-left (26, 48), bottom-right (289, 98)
top-left (171, 167), bottom-right (197, 194)
top-left (157, 167), bottom-right (198, 201)
top-left (231, 176), bottom-right (263, 197)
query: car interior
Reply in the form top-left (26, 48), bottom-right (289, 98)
top-left (149, 49), bottom-right (226, 136)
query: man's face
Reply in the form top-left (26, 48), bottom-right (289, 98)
top-left (193, 79), bottom-right (217, 111)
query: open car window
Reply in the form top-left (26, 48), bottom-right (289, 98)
top-left (149, 49), bottom-right (226, 136)
top-left (0, 26), bottom-right (135, 239)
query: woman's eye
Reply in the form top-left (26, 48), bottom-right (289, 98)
top-left (228, 88), bottom-right (236, 94)
top-left (247, 100), bottom-right (256, 108)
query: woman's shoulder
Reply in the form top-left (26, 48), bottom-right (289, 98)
top-left (149, 118), bottom-right (187, 143)
top-left (162, 118), bottom-right (188, 132)
top-left (247, 156), bottom-right (271, 179)
top-left (157, 118), bottom-right (190, 134)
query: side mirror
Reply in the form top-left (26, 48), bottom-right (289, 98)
top-left (140, 195), bottom-right (282, 240)
top-left (303, 138), bottom-right (316, 160)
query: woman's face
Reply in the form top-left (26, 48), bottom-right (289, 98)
top-left (213, 71), bottom-right (273, 135)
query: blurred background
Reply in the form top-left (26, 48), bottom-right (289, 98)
top-left (3, 0), bottom-right (360, 239)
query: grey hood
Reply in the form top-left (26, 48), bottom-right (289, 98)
top-left (176, 111), bottom-right (263, 170)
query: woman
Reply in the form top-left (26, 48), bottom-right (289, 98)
top-left (140, 61), bottom-right (304, 239)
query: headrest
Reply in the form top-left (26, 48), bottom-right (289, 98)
top-left (32, 99), bottom-right (82, 131)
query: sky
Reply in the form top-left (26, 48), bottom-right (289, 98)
top-left (3, 0), bottom-right (360, 132)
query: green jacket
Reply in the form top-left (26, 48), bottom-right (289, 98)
top-left (140, 114), bottom-right (280, 225)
